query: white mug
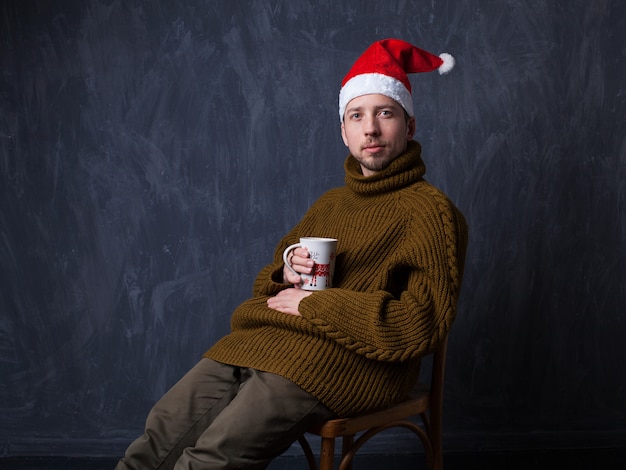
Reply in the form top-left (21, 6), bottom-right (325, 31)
top-left (282, 237), bottom-right (337, 290)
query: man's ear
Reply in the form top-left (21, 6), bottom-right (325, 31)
top-left (407, 116), bottom-right (416, 140)
top-left (341, 123), bottom-right (349, 146)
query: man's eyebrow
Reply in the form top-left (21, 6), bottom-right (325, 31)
top-left (345, 105), bottom-right (363, 114)
top-left (345, 103), bottom-right (398, 114)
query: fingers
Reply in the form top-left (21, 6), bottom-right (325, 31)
top-left (290, 248), bottom-right (314, 273)
top-left (283, 248), bottom-right (316, 285)
top-left (284, 268), bottom-right (303, 286)
top-left (267, 288), bottom-right (312, 316)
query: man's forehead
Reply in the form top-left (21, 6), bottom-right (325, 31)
top-left (345, 94), bottom-right (403, 111)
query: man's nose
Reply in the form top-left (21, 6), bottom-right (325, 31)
top-left (363, 114), bottom-right (380, 136)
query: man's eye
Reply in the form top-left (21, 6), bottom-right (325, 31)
top-left (350, 113), bottom-right (361, 120)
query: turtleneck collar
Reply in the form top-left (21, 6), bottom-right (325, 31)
top-left (344, 140), bottom-right (426, 196)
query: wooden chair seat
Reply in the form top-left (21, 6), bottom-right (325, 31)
top-left (297, 335), bottom-right (448, 470)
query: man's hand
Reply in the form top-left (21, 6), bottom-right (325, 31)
top-left (283, 247), bottom-right (314, 286)
top-left (267, 288), bottom-right (312, 316)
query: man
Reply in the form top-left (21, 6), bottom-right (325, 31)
top-left (116, 38), bottom-right (467, 469)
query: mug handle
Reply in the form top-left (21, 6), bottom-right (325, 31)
top-left (282, 243), bottom-right (302, 277)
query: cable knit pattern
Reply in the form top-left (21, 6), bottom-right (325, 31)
top-left (204, 141), bottom-right (468, 416)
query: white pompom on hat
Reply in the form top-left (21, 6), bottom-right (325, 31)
top-left (339, 38), bottom-right (455, 121)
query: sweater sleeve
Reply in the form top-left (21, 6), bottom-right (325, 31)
top-left (250, 199), bottom-right (331, 297)
top-left (297, 189), bottom-right (468, 362)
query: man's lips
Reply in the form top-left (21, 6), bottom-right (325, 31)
top-left (363, 144), bottom-right (384, 153)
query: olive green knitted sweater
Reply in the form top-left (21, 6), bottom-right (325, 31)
top-left (205, 141), bottom-right (468, 417)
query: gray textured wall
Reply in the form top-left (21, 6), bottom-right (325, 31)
top-left (1, 0), bottom-right (624, 457)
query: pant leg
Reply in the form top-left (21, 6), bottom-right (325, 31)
top-left (174, 368), bottom-right (335, 470)
top-left (116, 359), bottom-right (242, 470)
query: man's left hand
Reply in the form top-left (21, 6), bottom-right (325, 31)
top-left (267, 288), bottom-right (312, 316)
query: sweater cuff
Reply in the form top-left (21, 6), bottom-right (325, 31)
top-left (253, 264), bottom-right (290, 296)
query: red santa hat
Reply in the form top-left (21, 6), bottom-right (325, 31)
top-left (339, 38), bottom-right (455, 121)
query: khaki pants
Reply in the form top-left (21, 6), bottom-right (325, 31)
top-left (116, 359), bottom-right (335, 469)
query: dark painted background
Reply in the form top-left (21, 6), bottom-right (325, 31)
top-left (1, 0), bottom-right (624, 459)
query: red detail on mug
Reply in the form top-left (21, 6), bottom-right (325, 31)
top-left (309, 263), bottom-right (331, 287)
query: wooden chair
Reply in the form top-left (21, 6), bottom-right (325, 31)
top-left (297, 334), bottom-right (449, 470)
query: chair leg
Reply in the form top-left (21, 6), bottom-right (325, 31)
top-left (297, 435), bottom-right (318, 470)
top-left (340, 435), bottom-right (354, 470)
top-left (431, 451), bottom-right (443, 470)
top-left (319, 436), bottom-right (336, 470)
top-left (430, 427), bottom-right (443, 470)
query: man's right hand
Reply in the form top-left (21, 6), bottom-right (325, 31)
top-left (283, 247), bottom-right (314, 287)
